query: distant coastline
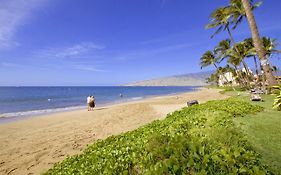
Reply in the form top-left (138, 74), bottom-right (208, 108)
top-left (124, 71), bottom-right (211, 86)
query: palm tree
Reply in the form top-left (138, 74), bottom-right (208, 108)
top-left (214, 39), bottom-right (232, 62)
top-left (206, 4), bottom-right (251, 77)
top-left (200, 51), bottom-right (232, 86)
top-left (230, 41), bottom-right (259, 88)
top-left (231, 42), bottom-right (252, 77)
top-left (244, 37), bottom-right (278, 76)
top-left (241, 0), bottom-right (278, 86)
top-left (206, 7), bottom-right (235, 41)
top-left (200, 51), bottom-right (219, 69)
top-left (244, 38), bottom-right (259, 76)
top-left (229, 0), bottom-right (262, 29)
top-left (261, 37), bottom-right (279, 85)
top-left (262, 37), bottom-right (278, 56)
top-left (213, 39), bottom-right (250, 88)
top-left (206, 1), bottom-right (260, 48)
top-left (206, 72), bottom-right (219, 85)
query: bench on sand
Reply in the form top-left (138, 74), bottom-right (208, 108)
top-left (187, 100), bottom-right (199, 107)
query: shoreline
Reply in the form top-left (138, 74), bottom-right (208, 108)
top-left (0, 87), bottom-right (202, 124)
top-left (0, 87), bottom-right (226, 175)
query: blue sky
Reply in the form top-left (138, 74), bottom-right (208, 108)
top-left (0, 0), bottom-right (280, 86)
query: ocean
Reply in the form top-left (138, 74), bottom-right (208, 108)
top-left (0, 86), bottom-right (198, 122)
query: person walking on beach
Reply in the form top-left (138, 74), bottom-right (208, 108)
top-left (87, 95), bottom-right (91, 111)
top-left (89, 96), bottom-right (95, 111)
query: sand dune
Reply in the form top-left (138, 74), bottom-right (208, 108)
top-left (0, 88), bottom-right (227, 175)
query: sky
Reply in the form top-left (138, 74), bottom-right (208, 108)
top-left (0, 0), bottom-right (280, 86)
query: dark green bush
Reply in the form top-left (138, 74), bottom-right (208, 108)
top-left (44, 98), bottom-right (270, 175)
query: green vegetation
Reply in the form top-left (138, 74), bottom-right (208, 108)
top-left (203, 0), bottom-right (279, 89)
top-left (230, 93), bottom-right (281, 174)
top-left (272, 84), bottom-right (281, 110)
top-left (45, 98), bottom-right (273, 174)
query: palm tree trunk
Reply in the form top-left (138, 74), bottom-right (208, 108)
top-left (226, 26), bottom-right (236, 47)
top-left (253, 56), bottom-right (259, 75)
top-left (234, 65), bottom-right (247, 87)
top-left (242, 0), bottom-right (278, 86)
top-left (241, 60), bottom-right (251, 76)
top-left (260, 65), bottom-right (266, 92)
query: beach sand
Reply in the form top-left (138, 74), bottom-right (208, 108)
top-left (0, 88), bottom-right (227, 175)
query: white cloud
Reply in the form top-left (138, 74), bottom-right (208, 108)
top-left (72, 64), bottom-right (107, 72)
top-left (35, 42), bottom-right (105, 59)
top-left (0, 0), bottom-right (46, 49)
top-left (55, 42), bottom-right (105, 58)
top-left (1, 62), bottom-right (23, 68)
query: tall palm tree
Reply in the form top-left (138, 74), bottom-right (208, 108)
top-left (206, 7), bottom-right (233, 39)
top-left (206, 4), bottom-right (251, 76)
top-left (241, 0), bottom-right (278, 86)
top-left (244, 37), bottom-right (278, 76)
top-left (229, 0), bottom-right (262, 29)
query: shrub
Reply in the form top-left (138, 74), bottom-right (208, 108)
top-left (272, 84), bottom-right (281, 111)
top-left (44, 98), bottom-right (270, 174)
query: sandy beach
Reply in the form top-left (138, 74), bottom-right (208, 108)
top-left (0, 88), bottom-right (227, 175)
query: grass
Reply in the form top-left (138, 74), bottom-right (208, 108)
top-left (232, 93), bottom-right (281, 174)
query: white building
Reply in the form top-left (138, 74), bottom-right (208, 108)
top-left (218, 72), bottom-right (238, 86)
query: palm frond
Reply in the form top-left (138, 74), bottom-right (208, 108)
top-left (252, 1), bottom-right (262, 10)
top-left (232, 16), bottom-right (243, 29)
top-left (210, 26), bottom-right (223, 38)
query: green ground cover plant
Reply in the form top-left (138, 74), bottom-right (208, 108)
top-left (44, 98), bottom-right (272, 175)
top-left (233, 94), bottom-right (281, 174)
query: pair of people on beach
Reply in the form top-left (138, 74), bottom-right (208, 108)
top-left (87, 96), bottom-right (95, 111)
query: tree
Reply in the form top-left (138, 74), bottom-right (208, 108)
top-left (206, 72), bottom-right (219, 85)
top-left (200, 51), bottom-right (219, 69)
top-left (200, 51), bottom-right (232, 86)
top-left (262, 37), bottom-right (278, 56)
top-left (272, 84), bottom-right (281, 111)
top-left (244, 37), bottom-right (278, 76)
top-left (229, 0), bottom-right (262, 29)
top-left (244, 38), bottom-right (259, 76)
top-left (214, 39), bottom-right (232, 62)
top-left (206, 7), bottom-right (235, 41)
top-left (214, 39), bottom-right (248, 87)
top-left (241, 0), bottom-right (278, 86)
top-left (230, 42), bottom-right (253, 82)
top-left (206, 3), bottom-right (251, 78)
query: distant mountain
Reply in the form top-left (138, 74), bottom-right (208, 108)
top-left (125, 71), bottom-right (212, 86)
